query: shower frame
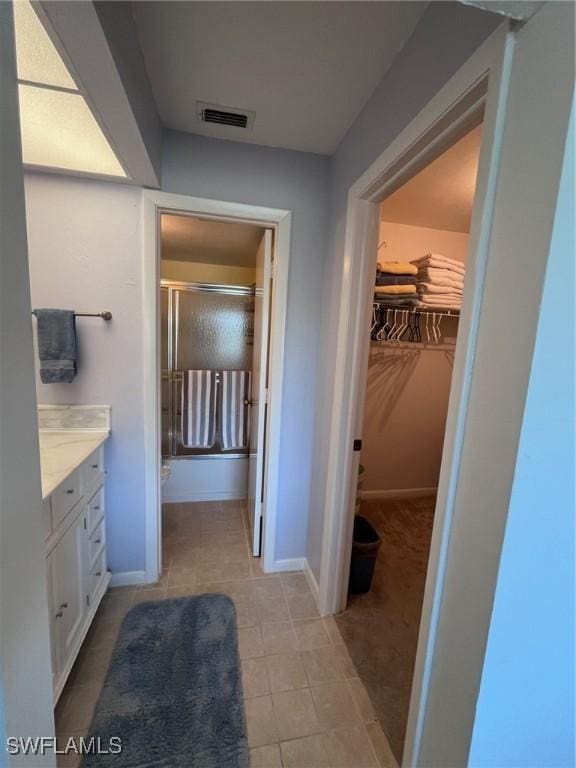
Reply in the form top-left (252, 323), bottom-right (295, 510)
top-left (161, 278), bottom-right (254, 460)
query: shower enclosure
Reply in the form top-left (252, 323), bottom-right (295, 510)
top-left (161, 280), bottom-right (255, 461)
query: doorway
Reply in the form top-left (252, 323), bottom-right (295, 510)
top-left (142, 191), bottom-right (292, 583)
top-left (317, 25), bottom-right (515, 767)
top-left (335, 123), bottom-right (483, 762)
top-left (158, 212), bottom-right (272, 563)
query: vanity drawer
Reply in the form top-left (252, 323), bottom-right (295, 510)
top-left (89, 519), bottom-right (105, 564)
top-left (51, 470), bottom-right (81, 529)
top-left (81, 448), bottom-right (104, 495)
top-left (43, 498), bottom-right (52, 540)
top-left (89, 549), bottom-right (107, 604)
top-left (87, 487), bottom-right (104, 533)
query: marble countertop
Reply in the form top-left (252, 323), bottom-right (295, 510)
top-left (39, 431), bottom-right (109, 499)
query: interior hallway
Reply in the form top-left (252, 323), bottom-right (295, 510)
top-left (335, 496), bottom-right (436, 762)
top-left (54, 501), bottom-right (397, 768)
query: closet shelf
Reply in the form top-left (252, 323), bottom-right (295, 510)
top-left (372, 300), bottom-right (460, 318)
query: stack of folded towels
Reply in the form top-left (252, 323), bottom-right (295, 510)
top-left (374, 261), bottom-right (419, 306)
top-left (412, 254), bottom-right (465, 309)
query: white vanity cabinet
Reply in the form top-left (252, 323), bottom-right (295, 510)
top-left (44, 444), bottom-right (110, 702)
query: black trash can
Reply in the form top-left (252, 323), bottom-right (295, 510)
top-left (348, 515), bottom-right (381, 594)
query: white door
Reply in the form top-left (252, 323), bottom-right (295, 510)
top-left (247, 229), bottom-right (273, 556)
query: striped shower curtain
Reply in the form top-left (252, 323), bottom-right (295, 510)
top-left (220, 370), bottom-right (252, 451)
top-left (181, 370), bottom-right (217, 448)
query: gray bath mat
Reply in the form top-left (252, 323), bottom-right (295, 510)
top-left (84, 594), bottom-right (248, 768)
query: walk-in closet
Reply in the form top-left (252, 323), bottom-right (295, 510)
top-left (336, 123), bottom-right (483, 763)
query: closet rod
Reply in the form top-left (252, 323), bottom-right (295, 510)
top-left (373, 302), bottom-right (460, 319)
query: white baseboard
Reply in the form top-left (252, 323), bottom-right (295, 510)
top-left (360, 487), bottom-right (437, 501)
top-left (162, 490), bottom-right (245, 503)
top-left (304, 559), bottom-right (320, 606)
top-left (109, 570), bottom-right (147, 587)
top-left (269, 557), bottom-right (305, 573)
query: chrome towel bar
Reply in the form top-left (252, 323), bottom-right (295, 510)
top-left (32, 310), bottom-right (112, 321)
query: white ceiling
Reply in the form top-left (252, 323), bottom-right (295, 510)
top-left (380, 124), bottom-right (483, 233)
top-left (161, 214), bottom-right (263, 267)
top-left (132, 2), bottom-right (428, 155)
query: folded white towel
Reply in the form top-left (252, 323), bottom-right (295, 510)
top-left (419, 290), bottom-right (462, 299)
top-left (413, 252), bottom-right (465, 269)
top-left (412, 254), bottom-right (466, 276)
top-left (420, 302), bottom-right (461, 311)
top-left (419, 294), bottom-right (462, 307)
top-left (417, 282), bottom-right (463, 295)
top-left (417, 268), bottom-right (464, 288)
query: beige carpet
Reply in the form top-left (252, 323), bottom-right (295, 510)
top-left (335, 496), bottom-right (435, 763)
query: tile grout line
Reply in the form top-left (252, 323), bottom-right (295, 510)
top-left (111, 504), bottom-right (381, 767)
top-left (267, 686), bottom-right (382, 768)
top-left (365, 720), bottom-right (387, 768)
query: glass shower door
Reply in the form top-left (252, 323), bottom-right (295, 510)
top-left (171, 285), bottom-right (254, 456)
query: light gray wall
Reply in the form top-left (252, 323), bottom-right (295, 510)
top-left (469, 96), bottom-right (574, 768)
top-left (307, 1), bottom-right (500, 577)
top-left (25, 132), bottom-right (329, 574)
top-left (0, 4), bottom-right (55, 763)
top-left (25, 173), bottom-right (146, 576)
top-left (162, 130), bottom-right (329, 562)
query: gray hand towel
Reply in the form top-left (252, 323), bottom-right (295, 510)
top-left (35, 309), bottom-right (77, 383)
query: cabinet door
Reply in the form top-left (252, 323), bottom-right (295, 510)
top-left (51, 512), bottom-right (87, 668)
top-left (46, 556), bottom-right (60, 685)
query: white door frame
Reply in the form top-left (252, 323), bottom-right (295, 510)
top-left (248, 229), bottom-right (273, 557)
top-left (142, 191), bottom-right (291, 581)
top-left (317, 22), bottom-right (515, 765)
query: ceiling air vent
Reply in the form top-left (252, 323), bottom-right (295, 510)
top-left (196, 101), bottom-right (255, 131)
top-left (203, 108), bottom-right (247, 128)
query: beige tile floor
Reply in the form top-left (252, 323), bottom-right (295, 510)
top-left (54, 500), bottom-right (397, 768)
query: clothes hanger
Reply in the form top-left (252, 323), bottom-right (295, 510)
top-left (397, 309), bottom-right (409, 343)
top-left (389, 309), bottom-right (401, 342)
top-left (384, 309), bottom-right (393, 342)
top-left (431, 312), bottom-right (439, 344)
top-left (408, 310), bottom-right (417, 343)
top-left (414, 311), bottom-right (422, 343)
top-left (436, 312), bottom-right (443, 343)
top-left (396, 309), bottom-right (409, 342)
top-left (376, 308), bottom-right (389, 341)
